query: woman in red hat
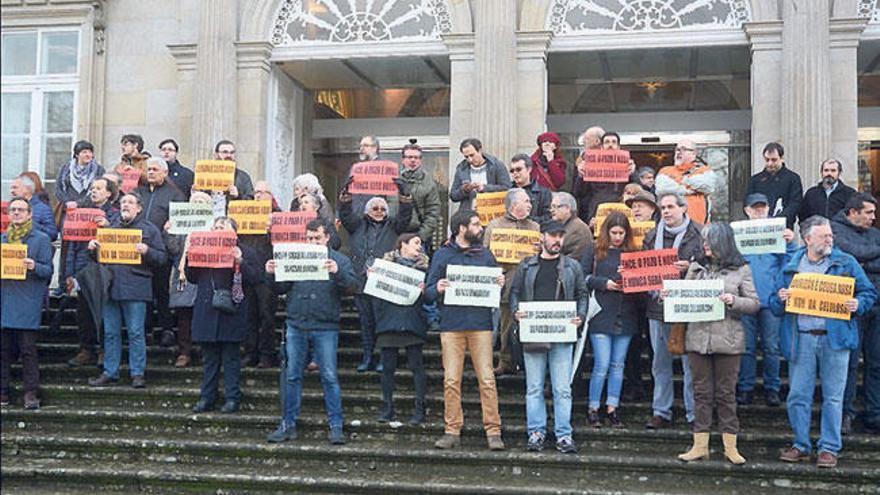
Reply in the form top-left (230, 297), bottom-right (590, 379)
top-left (530, 132), bottom-right (567, 192)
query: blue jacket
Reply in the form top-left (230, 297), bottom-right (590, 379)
top-left (100, 215), bottom-right (168, 302)
top-left (769, 247), bottom-right (877, 361)
top-left (1, 229), bottom-right (54, 330)
top-left (64, 202), bottom-right (120, 279)
top-left (276, 248), bottom-right (357, 331)
top-left (30, 196), bottom-right (57, 241)
top-left (743, 240), bottom-right (799, 308)
top-left (425, 241), bottom-right (498, 332)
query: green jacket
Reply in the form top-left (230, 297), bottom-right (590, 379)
top-left (400, 167), bottom-right (442, 246)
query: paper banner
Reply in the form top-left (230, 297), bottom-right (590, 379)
top-left (731, 217), bottom-right (787, 255)
top-left (1, 243), bottom-right (27, 280)
top-left (620, 248), bottom-right (680, 293)
top-left (270, 211), bottom-right (317, 245)
top-left (487, 228), bottom-right (540, 264)
top-left (631, 220), bottom-right (656, 247)
top-left (582, 149), bottom-right (631, 183)
top-left (364, 258), bottom-right (425, 306)
top-left (168, 202), bottom-right (214, 235)
top-left (62, 208), bottom-right (105, 241)
top-left (228, 200), bottom-right (272, 235)
top-left (518, 301), bottom-right (578, 343)
top-left (593, 203), bottom-right (634, 238)
top-left (120, 167), bottom-right (142, 194)
top-left (187, 230), bottom-right (237, 268)
top-left (475, 191), bottom-right (507, 226)
top-left (97, 228), bottom-right (142, 265)
top-left (194, 160), bottom-right (236, 192)
top-left (1, 202), bottom-right (8, 233)
top-left (273, 243), bottom-right (328, 282)
top-left (444, 264), bottom-right (502, 308)
top-left (663, 279), bottom-right (725, 323)
top-left (349, 160), bottom-right (399, 196)
top-left (785, 272), bottom-right (855, 321)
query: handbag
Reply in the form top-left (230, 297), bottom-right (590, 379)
top-left (667, 323), bottom-right (687, 356)
top-left (211, 277), bottom-right (238, 314)
top-left (168, 264), bottom-right (197, 308)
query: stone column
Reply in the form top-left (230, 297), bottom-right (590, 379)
top-left (191, 0), bottom-right (238, 161)
top-left (744, 21), bottom-right (783, 173)
top-left (443, 32), bottom-right (476, 189)
top-left (472, 0), bottom-right (518, 161)
top-left (829, 18), bottom-right (867, 184)
top-left (167, 44), bottom-right (197, 165)
top-left (781, 0), bottom-right (832, 185)
top-left (235, 41), bottom-right (273, 180)
top-left (516, 31), bottom-right (553, 154)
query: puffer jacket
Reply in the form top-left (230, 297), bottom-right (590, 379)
top-left (400, 166), bottom-right (442, 245)
top-left (372, 250), bottom-right (430, 340)
top-left (484, 212), bottom-right (540, 301)
top-left (509, 254), bottom-right (588, 323)
top-left (683, 261), bottom-right (760, 355)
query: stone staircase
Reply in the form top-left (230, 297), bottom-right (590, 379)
top-left (2, 297), bottom-right (878, 494)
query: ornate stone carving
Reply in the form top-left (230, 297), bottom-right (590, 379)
top-left (547, 0), bottom-right (752, 34)
top-left (858, 0), bottom-right (879, 24)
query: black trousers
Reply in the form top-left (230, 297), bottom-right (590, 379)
top-left (76, 294), bottom-right (98, 351)
top-left (243, 283), bottom-right (278, 360)
top-left (199, 342), bottom-right (241, 404)
top-left (380, 344), bottom-right (426, 405)
top-left (148, 263), bottom-right (174, 333)
top-left (1, 329), bottom-right (39, 395)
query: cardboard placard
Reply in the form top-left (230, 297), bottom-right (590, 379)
top-left (187, 230), bottom-right (237, 268)
top-left (518, 301), bottom-right (578, 343)
top-left (194, 160), bottom-right (236, 192)
top-left (1, 243), bottom-right (28, 280)
top-left (62, 208), bottom-right (106, 241)
top-left (228, 200), bottom-right (272, 235)
top-left (270, 211), bottom-right (317, 245)
top-left (663, 279), bottom-right (725, 323)
top-left (593, 203), bottom-right (634, 238)
top-left (475, 191), bottom-right (507, 226)
top-left (731, 217), bottom-right (787, 255)
top-left (97, 228), bottom-right (142, 265)
top-left (119, 167), bottom-right (142, 193)
top-left (273, 243), bottom-right (329, 282)
top-left (363, 258), bottom-right (425, 306)
top-left (348, 160), bottom-right (399, 196)
top-left (487, 228), bottom-right (540, 264)
top-left (1, 201), bottom-right (8, 234)
top-left (444, 264), bottom-right (502, 308)
top-left (785, 273), bottom-right (855, 321)
top-left (582, 149), bottom-right (631, 183)
top-left (631, 220), bottom-right (656, 247)
top-left (168, 202), bottom-right (214, 235)
top-left (619, 248), bottom-right (680, 293)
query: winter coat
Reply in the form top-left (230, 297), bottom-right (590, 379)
top-left (101, 215), bottom-right (167, 302)
top-left (683, 262), bottom-right (760, 355)
top-left (769, 247), bottom-right (878, 362)
top-left (400, 166), bottom-right (442, 245)
top-left (484, 213), bottom-right (540, 301)
top-left (425, 241), bottom-right (498, 332)
top-left (581, 248), bottom-right (642, 336)
top-left (831, 210), bottom-right (880, 292)
top-left (449, 153), bottom-right (512, 211)
top-left (747, 165), bottom-right (803, 228)
top-left (372, 250), bottom-right (429, 340)
top-left (520, 181), bottom-right (553, 226)
top-left (530, 132), bottom-right (567, 191)
top-left (798, 181), bottom-right (856, 223)
top-left (64, 201), bottom-right (120, 279)
top-left (166, 160), bottom-right (194, 199)
top-left (54, 159), bottom-right (105, 205)
top-left (339, 197), bottom-right (413, 290)
top-left (238, 233), bottom-right (274, 286)
top-left (232, 168), bottom-right (255, 200)
top-left (743, 240), bottom-right (799, 308)
top-left (572, 174), bottom-right (624, 223)
top-left (641, 219), bottom-right (707, 320)
top-left (561, 215), bottom-right (592, 258)
top-left (509, 254), bottom-right (589, 323)
top-left (187, 243), bottom-right (260, 343)
top-left (1, 229), bottom-right (53, 330)
top-left (29, 196), bottom-right (57, 242)
top-left (276, 248), bottom-right (357, 331)
top-left (75, 261), bottom-right (111, 334)
top-left (656, 162), bottom-right (717, 225)
top-left (135, 180), bottom-right (186, 233)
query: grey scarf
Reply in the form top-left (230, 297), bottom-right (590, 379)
top-left (69, 158), bottom-right (101, 194)
top-left (654, 215), bottom-right (691, 251)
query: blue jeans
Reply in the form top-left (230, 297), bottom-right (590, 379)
top-left (649, 319), bottom-right (694, 422)
top-left (844, 307), bottom-right (880, 422)
top-left (523, 343), bottom-right (573, 439)
top-left (737, 308), bottom-right (782, 393)
top-left (102, 300), bottom-right (147, 379)
top-left (281, 324), bottom-right (343, 430)
top-left (787, 333), bottom-right (850, 455)
top-left (589, 333), bottom-right (632, 410)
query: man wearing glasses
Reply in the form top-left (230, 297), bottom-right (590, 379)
top-left (399, 139), bottom-right (441, 253)
top-left (509, 153), bottom-right (552, 225)
top-left (212, 140), bottom-right (254, 200)
top-left (549, 191), bottom-right (592, 259)
top-left (655, 139), bottom-right (717, 225)
top-left (157, 139), bottom-right (194, 198)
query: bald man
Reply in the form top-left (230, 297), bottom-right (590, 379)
top-left (655, 139), bottom-right (717, 225)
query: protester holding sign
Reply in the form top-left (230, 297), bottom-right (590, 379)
top-left (289, 173), bottom-right (334, 226)
top-left (449, 138), bottom-right (512, 212)
top-left (669, 223), bottom-right (759, 465)
top-left (87, 192), bottom-right (167, 389)
top-left (572, 131), bottom-right (631, 222)
top-left (187, 217), bottom-right (260, 415)
top-left (581, 211), bottom-right (642, 429)
top-left (1, 197), bottom-right (53, 410)
top-left (771, 216), bottom-right (877, 468)
top-left (425, 209), bottom-right (506, 451)
top-left (509, 221), bottom-right (587, 454)
top-left (286, 193), bottom-right (341, 250)
top-left (112, 134), bottom-right (148, 193)
top-left (369, 234), bottom-right (430, 425)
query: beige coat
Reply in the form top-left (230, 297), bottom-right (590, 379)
top-left (683, 262), bottom-right (760, 355)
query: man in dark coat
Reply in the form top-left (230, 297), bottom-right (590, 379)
top-left (747, 142), bottom-right (803, 228)
top-left (213, 140), bottom-right (255, 200)
top-left (449, 138), bottom-right (512, 211)
top-left (10, 175), bottom-right (57, 242)
top-left (158, 138), bottom-right (194, 198)
top-left (509, 153), bottom-right (552, 225)
top-left (799, 158), bottom-right (856, 223)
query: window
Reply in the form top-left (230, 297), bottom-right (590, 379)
top-left (1, 28), bottom-right (80, 199)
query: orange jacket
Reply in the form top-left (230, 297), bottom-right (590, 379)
top-left (657, 162), bottom-right (715, 224)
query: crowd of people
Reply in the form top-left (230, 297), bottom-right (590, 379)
top-left (1, 129), bottom-right (878, 470)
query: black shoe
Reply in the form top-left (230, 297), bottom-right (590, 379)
top-left (266, 424), bottom-right (296, 443)
top-left (88, 373), bottom-right (118, 387)
top-left (192, 399), bottom-right (215, 413)
top-left (588, 409), bottom-right (602, 428)
top-left (409, 401), bottom-right (426, 425)
top-left (356, 354), bottom-right (374, 372)
top-left (606, 410), bottom-right (624, 428)
top-left (329, 427), bottom-right (346, 445)
top-left (736, 390), bottom-right (753, 406)
top-left (841, 414), bottom-right (853, 436)
top-left (377, 403), bottom-right (395, 423)
top-left (159, 330), bottom-right (176, 348)
top-left (765, 390), bottom-right (782, 407)
top-left (220, 400), bottom-right (240, 414)
top-left (131, 375), bottom-right (146, 389)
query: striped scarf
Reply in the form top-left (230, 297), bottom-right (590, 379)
top-left (6, 219), bottom-right (32, 244)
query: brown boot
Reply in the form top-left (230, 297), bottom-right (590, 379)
top-left (722, 433), bottom-right (746, 465)
top-left (678, 432), bottom-right (710, 462)
top-left (67, 349), bottom-right (95, 367)
top-left (433, 433), bottom-right (461, 450)
top-left (487, 435), bottom-right (506, 451)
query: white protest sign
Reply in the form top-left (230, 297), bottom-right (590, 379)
top-left (364, 258), bottom-right (425, 306)
top-left (663, 279), bottom-right (725, 323)
top-left (518, 301), bottom-right (578, 343)
top-left (273, 243), bottom-right (328, 282)
top-left (444, 265), bottom-right (502, 308)
top-left (730, 217), bottom-right (786, 255)
top-left (168, 202), bottom-right (214, 235)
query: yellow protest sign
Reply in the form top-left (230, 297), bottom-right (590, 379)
top-left (593, 202), bottom-right (634, 237)
top-left (631, 220), bottom-right (656, 247)
top-left (228, 200), bottom-right (272, 234)
top-left (1, 243), bottom-right (28, 280)
top-left (785, 273), bottom-right (855, 321)
top-left (475, 191), bottom-right (507, 226)
top-left (488, 228), bottom-right (540, 264)
top-left (194, 160), bottom-right (236, 192)
top-left (97, 228), bottom-right (142, 265)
